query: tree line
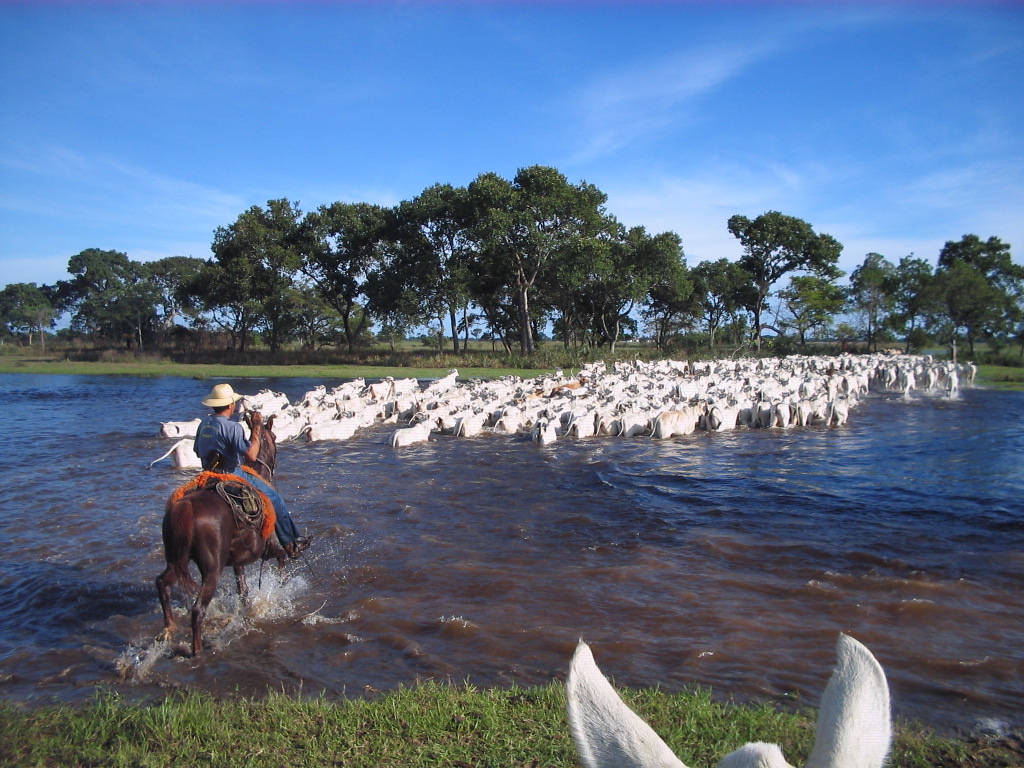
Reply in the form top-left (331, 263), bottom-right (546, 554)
top-left (2, 165), bottom-right (1022, 360)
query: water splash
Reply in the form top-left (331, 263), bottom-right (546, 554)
top-left (114, 568), bottom-right (311, 678)
top-left (114, 638), bottom-right (172, 681)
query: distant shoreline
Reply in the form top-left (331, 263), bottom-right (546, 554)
top-left (1, 356), bottom-right (1022, 390)
top-left (0, 358), bottom-right (538, 381)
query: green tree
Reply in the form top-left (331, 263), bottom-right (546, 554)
top-left (210, 199), bottom-right (305, 353)
top-left (468, 166), bottom-right (609, 354)
top-left (886, 255), bottom-right (935, 353)
top-left (184, 259), bottom-right (255, 351)
top-left (0, 282), bottom-right (58, 351)
top-left (146, 255), bottom-right (207, 337)
top-left (849, 253), bottom-right (896, 352)
top-left (690, 259), bottom-right (756, 349)
top-left (286, 284), bottom-right (345, 351)
top-left (464, 266), bottom-right (519, 354)
top-left (776, 274), bottom-right (847, 346)
top-left (384, 185), bottom-right (476, 354)
top-left (574, 225), bottom-right (685, 353)
top-left (933, 235), bottom-right (1023, 356)
top-left (643, 251), bottom-right (698, 352)
top-left (303, 202), bottom-right (388, 353)
top-left (727, 211), bottom-right (843, 349)
top-left (55, 248), bottom-right (161, 349)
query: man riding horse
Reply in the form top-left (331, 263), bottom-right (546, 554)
top-left (194, 383), bottom-right (310, 559)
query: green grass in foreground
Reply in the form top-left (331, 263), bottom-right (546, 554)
top-left (0, 684), bottom-right (1018, 768)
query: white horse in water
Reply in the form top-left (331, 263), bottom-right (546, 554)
top-left (567, 634), bottom-right (891, 768)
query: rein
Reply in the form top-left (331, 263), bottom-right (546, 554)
top-left (245, 421), bottom-right (276, 482)
top-left (251, 455), bottom-right (275, 482)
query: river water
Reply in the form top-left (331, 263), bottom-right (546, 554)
top-left (0, 372), bottom-right (1021, 737)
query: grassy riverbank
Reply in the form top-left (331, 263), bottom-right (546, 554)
top-left (0, 356), bottom-right (539, 382)
top-left (1, 684), bottom-right (1019, 768)
top-left (1, 355), bottom-right (1022, 390)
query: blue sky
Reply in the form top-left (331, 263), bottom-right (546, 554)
top-left (2, 0), bottom-right (1022, 290)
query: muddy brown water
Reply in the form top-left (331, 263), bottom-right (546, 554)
top-left (0, 374), bottom-right (1021, 736)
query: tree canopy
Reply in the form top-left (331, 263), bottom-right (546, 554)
top-left (3, 168), bottom-right (1019, 361)
top-left (727, 211), bottom-right (843, 349)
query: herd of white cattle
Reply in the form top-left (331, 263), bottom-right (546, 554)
top-left (151, 353), bottom-right (975, 470)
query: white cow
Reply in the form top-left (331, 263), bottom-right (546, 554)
top-left (302, 416), bottom-right (362, 442)
top-left (492, 405), bottom-right (525, 435)
top-left (158, 418), bottom-right (202, 439)
top-left (652, 406), bottom-right (700, 438)
top-left (567, 634), bottom-right (891, 768)
top-left (702, 402), bottom-right (739, 432)
top-left (390, 415), bottom-right (436, 448)
top-left (453, 411), bottom-right (488, 437)
top-left (148, 438), bottom-right (201, 470)
top-left (240, 389), bottom-right (290, 415)
top-left (531, 417), bottom-right (559, 446)
top-left (610, 408), bottom-right (653, 438)
top-left (566, 410), bottom-right (599, 439)
top-left (825, 398), bottom-right (850, 426)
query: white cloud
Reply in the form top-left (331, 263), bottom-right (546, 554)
top-left (0, 144), bottom-right (246, 235)
top-left (568, 40), bottom-right (778, 163)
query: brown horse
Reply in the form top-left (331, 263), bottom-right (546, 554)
top-left (156, 413), bottom-right (284, 655)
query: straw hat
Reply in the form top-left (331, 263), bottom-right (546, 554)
top-left (202, 383), bottom-right (243, 407)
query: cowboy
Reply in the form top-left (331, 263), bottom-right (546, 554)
top-left (193, 383), bottom-right (310, 559)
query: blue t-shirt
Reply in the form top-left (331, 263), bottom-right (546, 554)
top-left (194, 413), bottom-right (249, 470)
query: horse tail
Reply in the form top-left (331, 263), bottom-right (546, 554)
top-left (162, 497), bottom-right (200, 595)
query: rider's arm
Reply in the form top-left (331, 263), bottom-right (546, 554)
top-left (243, 412), bottom-right (263, 463)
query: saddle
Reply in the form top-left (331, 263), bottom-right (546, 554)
top-left (170, 469), bottom-right (277, 541)
top-left (214, 480), bottom-right (264, 526)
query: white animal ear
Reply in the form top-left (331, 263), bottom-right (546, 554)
top-left (805, 634), bottom-right (891, 768)
top-left (566, 640), bottom-right (689, 768)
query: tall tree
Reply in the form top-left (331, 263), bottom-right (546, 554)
top-left (933, 235), bottom-right (1023, 356)
top-left (776, 274), bottom-right (846, 346)
top-left (468, 166), bottom-right (609, 354)
top-left (641, 247), bottom-right (699, 352)
top-left (690, 259), bottom-right (756, 349)
top-left (56, 248), bottom-right (160, 348)
top-left (303, 202), bottom-right (388, 353)
top-left (146, 255), bottom-right (207, 336)
top-left (385, 185), bottom-right (476, 354)
top-left (886, 255), bottom-right (935, 352)
top-left (849, 253), bottom-right (896, 352)
top-left (210, 199), bottom-right (305, 353)
top-left (185, 259), bottom-right (257, 351)
top-left (581, 226), bottom-right (685, 353)
top-left (0, 282), bottom-right (58, 351)
top-left (727, 211), bottom-right (842, 349)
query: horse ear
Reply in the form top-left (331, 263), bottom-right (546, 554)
top-left (566, 641), bottom-right (688, 768)
top-left (265, 414), bottom-right (276, 431)
top-left (805, 634), bottom-right (891, 768)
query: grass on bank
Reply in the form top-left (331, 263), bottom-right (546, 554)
top-left (0, 357), bottom-right (539, 382)
top-left (0, 684), bottom-right (1019, 768)
top-left (978, 364), bottom-right (1024, 389)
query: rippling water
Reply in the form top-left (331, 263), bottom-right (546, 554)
top-left (0, 373), bottom-right (1021, 736)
